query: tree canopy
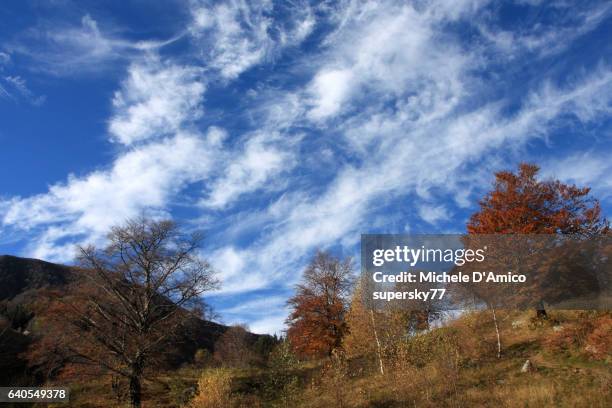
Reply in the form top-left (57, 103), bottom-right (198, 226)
top-left (286, 251), bottom-right (353, 358)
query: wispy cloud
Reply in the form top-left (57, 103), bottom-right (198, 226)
top-left (203, 131), bottom-right (297, 209)
top-left (1, 75), bottom-right (46, 105)
top-left (109, 57), bottom-right (206, 145)
top-left (204, 4), bottom-right (612, 299)
top-left (0, 52), bottom-right (45, 105)
top-left (418, 204), bottom-right (450, 225)
top-left (477, 1), bottom-right (612, 59)
top-left (542, 152), bottom-right (612, 200)
top-left (189, 0), bottom-right (314, 79)
top-left (220, 294), bottom-right (290, 335)
top-left (1, 131), bottom-right (224, 261)
top-left (7, 14), bottom-right (181, 75)
top-left (0, 52), bottom-right (10, 66)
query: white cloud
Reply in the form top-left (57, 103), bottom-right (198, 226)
top-left (189, 0), bottom-right (314, 79)
top-left (207, 166), bottom-right (377, 295)
top-left (477, 2), bottom-right (612, 59)
top-left (307, 68), bottom-right (354, 120)
top-left (0, 52), bottom-right (10, 66)
top-left (189, 0), bottom-right (273, 78)
top-left (8, 14), bottom-right (181, 75)
top-left (1, 131), bottom-right (224, 261)
top-left (2, 75), bottom-right (46, 105)
top-left (248, 314), bottom-right (287, 335)
top-left (203, 132), bottom-right (295, 209)
top-left (208, 62), bottom-right (612, 299)
top-left (3, 0), bottom-right (612, 334)
top-left (285, 12), bottom-right (315, 45)
top-left (418, 204), bottom-right (449, 224)
top-left (210, 246), bottom-right (246, 282)
top-left (542, 152), bottom-right (612, 199)
top-left (220, 294), bottom-right (290, 335)
top-left (221, 295), bottom-right (287, 315)
top-left (305, 1), bottom-right (468, 123)
top-left (108, 58), bottom-right (206, 145)
top-left (0, 52), bottom-right (45, 105)
top-left (0, 47), bottom-right (218, 261)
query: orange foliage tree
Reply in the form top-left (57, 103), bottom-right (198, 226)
top-left (467, 163), bottom-right (609, 318)
top-left (467, 163), bottom-right (607, 235)
top-left (286, 251), bottom-right (353, 358)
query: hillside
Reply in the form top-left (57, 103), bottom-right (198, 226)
top-left (185, 311), bottom-right (612, 407)
top-left (0, 255), bottom-right (266, 387)
top-left (0, 255), bottom-right (73, 301)
top-left (1, 255), bottom-right (609, 407)
top-left (32, 309), bottom-right (610, 407)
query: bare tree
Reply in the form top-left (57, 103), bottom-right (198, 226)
top-left (62, 217), bottom-right (218, 407)
top-left (213, 324), bottom-right (256, 368)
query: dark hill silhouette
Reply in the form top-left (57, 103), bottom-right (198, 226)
top-left (0, 255), bottom-right (72, 301)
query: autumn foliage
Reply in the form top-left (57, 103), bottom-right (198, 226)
top-left (467, 163), bottom-right (608, 235)
top-left (286, 251), bottom-right (353, 358)
top-left (465, 164), bottom-right (609, 314)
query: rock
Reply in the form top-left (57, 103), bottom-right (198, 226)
top-left (521, 359), bottom-right (534, 373)
top-left (552, 325), bottom-right (564, 332)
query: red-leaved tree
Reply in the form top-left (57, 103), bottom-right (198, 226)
top-left (467, 163), bottom-right (607, 236)
top-left (467, 163), bottom-right (608, 318)
top-left (286, 251), bottom-right (353, 358)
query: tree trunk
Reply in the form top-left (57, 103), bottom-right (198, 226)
top-left (128, 375), bottom-right (141, 408)
top-left (536, 301), bottom-right (548, 319)
top-left (370, 309), bottom-right (384, 375)
top-left (111, 375), bottom-right (121, 403)
top-left (128, 354), bottom-right (144, 408)
top-left (492, 308), bottom-right (501, 359)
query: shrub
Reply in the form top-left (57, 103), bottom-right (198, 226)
top-left (0, 301), bottom-right (33, 330)
top-left (267, 340), bottom-right (298, 371)
top-left (543, 312), bottom-right (611, 360)
top-left (188, 369), bottom-right (233, 408)
top-left (397, 327), bottom-right (461, 368)
top-left (262, 341), bottom-right (300, 406)
top-left (584, 315), bottom-right (612, 361)
top-left (318, 349), bottom-right (349, 406)
top-left (194, 348), bottom-right (213, 368)
top-left (543, 323), bottom-right (584, 354)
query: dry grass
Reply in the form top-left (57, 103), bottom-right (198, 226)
top-left (47, 310), bottom-right (611, 407)
top-left (288, 310), bottom-right (611, 408)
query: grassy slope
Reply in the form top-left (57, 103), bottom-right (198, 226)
top-left (47, 310), bottom-right (611, 407)
top-left (290, 311), bottom-right (611, 408)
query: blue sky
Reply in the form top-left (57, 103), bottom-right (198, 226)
top-left (1, 0), bottom-right (611, 334)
